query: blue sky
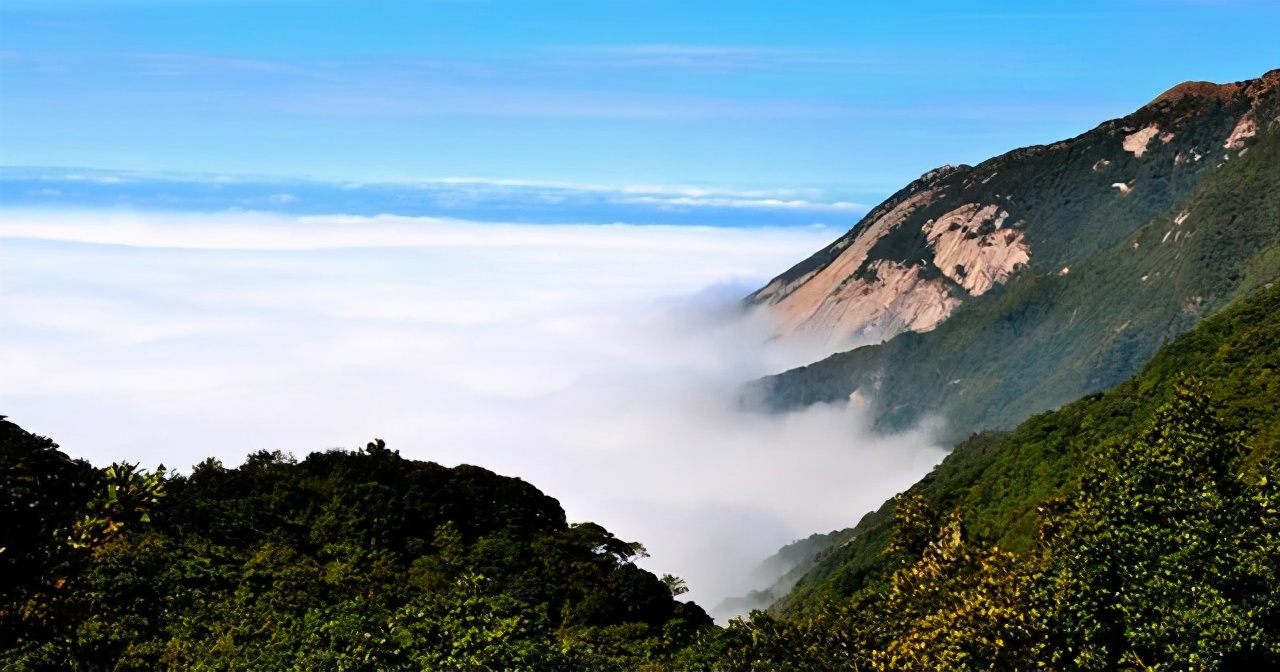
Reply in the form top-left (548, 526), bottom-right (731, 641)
top-left (2, 0), bottom-right (1277, 199)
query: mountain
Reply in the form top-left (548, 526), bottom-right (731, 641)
top-left (710, 529), bottom-right (852, 620)
top-left (774, 278), bottom-right (1280, 615)
top-left (697, 268), bottom-right (1280, 670)
top-left (748, 69), bottom-right (1280, 443)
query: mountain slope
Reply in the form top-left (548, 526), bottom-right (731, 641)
top-left (749, 69), bottom-right (1280, 442)
top-left (710, 529), bottom-right (853, 620)
top-left (775, 279), bottom-right (1280, 617)
top-left (676, 278), bottom-right (1280, 671)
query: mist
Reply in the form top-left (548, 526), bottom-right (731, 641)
top-left (0, 208), bottom-right (946, 611)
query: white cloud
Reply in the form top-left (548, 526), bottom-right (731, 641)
top-left (622, 195), bottom-right (867, 211)
top-left (61, 173), bottom-right (125, 184)
top-left (0, 208), bottom-right (942, 613)
top-left (130, 52), bottom-right (301, 76)
top-left (545, 44), bottom-right (903, 75)
top-left (10, 167), bottom-right (833, 203)
top-left (423, 175), bottom-right (823, 199)
top-left (0, 209), bottom-right (841, 254)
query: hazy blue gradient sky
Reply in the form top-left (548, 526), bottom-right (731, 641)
top-left (2, 0), bottom-right (1277, 198)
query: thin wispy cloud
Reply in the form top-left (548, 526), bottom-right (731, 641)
top-left (128, 52), bottom-right (301, 76)
top-left (273, 86), bottom-right (850, 120)
top-left (61, 173), bottom-right (125, 184)
top-left (2, 49), bottom-right (854, 120)
top-left (544, 44), bottom-right (902, 74)
top-left (13, 168), bottom-right (809, 198)
top-left (5, 1), bottom-right (1277, 186)
top-left (2, 47), bottom-right (1113, 124)
top-left (622, 195), bottom-right (866, 211)
top-left (0, 170), bottom-right (870, 228)
top-left (0, 209), bottom-right (836, 251)
top-left (425, 176), bottom-right (824, 199)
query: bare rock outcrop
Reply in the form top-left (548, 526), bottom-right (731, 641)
top-left (922, 204), bottom-right (1030, 296)
top-left (753, 188), bottom-right (951, 345)
top-left (1123, 124), bottom-right (1161, 157)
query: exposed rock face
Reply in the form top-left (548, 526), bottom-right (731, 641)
top-left (1225, 115), bottom-right (1257, 149)
top-left (1123, 124), bottom-right (1161, 157)
top-left (749, 183), bottom-right (1036, 346)
top-left (753, 189), bottom-right (935, 310)
top-left (753, 194), bottom-right (1031, 346)
top-left (922, 204), bottom-right (1029, 296)
top-left (783, 260), bottom-right (961, 342)
top-left (751, 188), bottom-right (961, 344)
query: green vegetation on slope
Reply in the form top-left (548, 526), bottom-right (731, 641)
top-left (0, 431), bottom-right (711, 671)
top-left (690, 282), bottom-right (1280, 670)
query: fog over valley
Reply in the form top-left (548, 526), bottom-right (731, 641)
top-left (0, 202), bottom-right (947, 610)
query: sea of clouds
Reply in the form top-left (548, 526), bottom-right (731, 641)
top-left (0, 206), bottom-right (945, 613)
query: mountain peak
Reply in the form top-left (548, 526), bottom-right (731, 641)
top-left (1145, 80), bottom-right (1241, 109)
top-left (1145, 69), bottom-right (1280, 109)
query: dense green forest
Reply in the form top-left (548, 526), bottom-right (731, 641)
top-left (1, 430), bottom-right (710, 670)
top-left (5, 285), bottom-right (1280, 670)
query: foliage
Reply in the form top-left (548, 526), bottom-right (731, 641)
top-left (701, 378), bottom-right (1280, 670)
top-left (0, 436), bottom-right (711, 670)
top-left (1039, 379), bottom-right (1280, 669)
top-left (0, 418), bottom-right (100, 655)
top-left (661, 574), bottom-right (689, 597)
top-left (704, 284), bottom-right (1280, 669)
top-left (782, 280), bottom-right (1280, 612)
top-left (66, 462), bottom-right (167, 549)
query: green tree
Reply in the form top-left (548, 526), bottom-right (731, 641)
top-left (1041, 379), bottom-right (1280, 670)
top-left (661, 574), bottom-right (689, 597)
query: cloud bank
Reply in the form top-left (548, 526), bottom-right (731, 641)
top-left (0, 168), bottom-right (871, 229)
top-left (0, 209), bottom-right (945, 611)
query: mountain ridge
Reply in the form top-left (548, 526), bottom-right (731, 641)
top-left (719, 68), bottom-right (1280, 617)
top-left (770, 273), bottom-right (1280, 626)
top-left (746, 68), bottom-right (1280, 443)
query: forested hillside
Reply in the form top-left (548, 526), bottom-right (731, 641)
top-left (0, 430), bottom-right (710, 670)
top-left (693, 281), bottom-right (1280, 670)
